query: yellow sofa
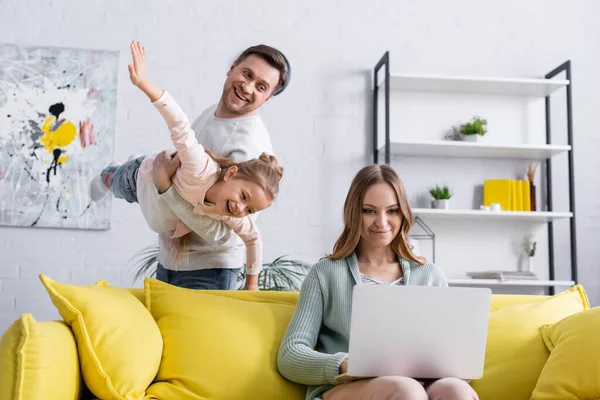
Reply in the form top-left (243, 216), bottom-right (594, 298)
top-left (0, 276), bottom-right (598, 400)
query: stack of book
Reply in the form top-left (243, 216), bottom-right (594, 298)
top-left (483, 179), bottom-right (533, 211)
top-left (466, 271), bottom-right (538, 280)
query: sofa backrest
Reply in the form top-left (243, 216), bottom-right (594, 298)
top-left (127, 287), bottom-right (549, 310)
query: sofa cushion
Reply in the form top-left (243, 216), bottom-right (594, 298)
top-left (470, 284), bottom-right (589, 400)
top-left (39, 274), bottom-right (162, 400)
top-left (531, 306), bottom-right (600, 399)
top-left (144, 278), bottom-right (306, 400)
top-left (489, 294), bottom-right (548, 310)
top-left (0, 314), bottom-right (81, 400)
top-left (128, 288), bottom-right (146, 304)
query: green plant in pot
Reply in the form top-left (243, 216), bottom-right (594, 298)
top-left (130, 246), bottom-right (312, 292)
top-left (237, 255), bottom-right (312, 291)
top-left (429, 185), bottom-right (453, 209)
top-left (459, 115), bottom-right (487, 142)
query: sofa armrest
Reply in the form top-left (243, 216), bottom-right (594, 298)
top-left (0, 314), bottom-right (83, 400)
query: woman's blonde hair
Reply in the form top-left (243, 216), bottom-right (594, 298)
top-left (327, 164), bottom-right (425, 264)
top-left (169, 151), bottom-right (284, 268)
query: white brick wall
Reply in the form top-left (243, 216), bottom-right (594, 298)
top-left (0, 0), bottom-right (599, 334)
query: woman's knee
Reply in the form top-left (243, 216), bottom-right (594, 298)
top-left (372, 376), bottom-right (428, 400)
top-left (426, 377), bottom-right (479, 400)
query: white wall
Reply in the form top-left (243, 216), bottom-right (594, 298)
top-left (0, 0), bottom-right (598, 333)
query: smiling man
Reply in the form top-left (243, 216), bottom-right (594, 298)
top-left (146, 44), bottom-right (291, 291)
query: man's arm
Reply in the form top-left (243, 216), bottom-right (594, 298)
top-left (152, 151), bottom-right (232, 242)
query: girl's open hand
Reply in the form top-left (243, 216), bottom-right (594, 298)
top-left (128, 41), bottom-right (148, 88)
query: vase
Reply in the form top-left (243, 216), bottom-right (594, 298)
top-left (527, 257), bottom-right (534, 274)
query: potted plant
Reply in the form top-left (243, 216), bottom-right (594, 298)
top-left (237, 255), bottom-right (312, 291)
top-left (429, 185), bottom-right (453, 209)
top-left (130, 246), bottom-right (312, 292)
top-left (459, 115), bottom-right (487, 142)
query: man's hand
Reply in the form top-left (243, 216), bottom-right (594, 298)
top-left (152, 150), bottom-right (180, 194)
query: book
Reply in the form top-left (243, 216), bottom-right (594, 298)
top-left (466, 271), bottom-right (538, 280)
top-left (483, 179), bottom-right (532, 211)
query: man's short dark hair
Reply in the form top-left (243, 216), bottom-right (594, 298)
top-left (236, 45), bottom-right (291, 96)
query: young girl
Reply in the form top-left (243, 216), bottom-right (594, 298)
top-left (90, 41), bottom-right (283, 290)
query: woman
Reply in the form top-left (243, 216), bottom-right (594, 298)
top-left (277, 164), bottom-right (478, 400)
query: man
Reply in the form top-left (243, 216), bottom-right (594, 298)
top-left (147, 44), bottom-right (290, 290)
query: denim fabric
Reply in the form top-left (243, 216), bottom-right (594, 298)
top-left (101, 156), bottom-right (145, 204)
top-left (156, 263), bottom-right (240, 290)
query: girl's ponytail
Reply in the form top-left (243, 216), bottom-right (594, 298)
top-left (258, 152), bottom-right (283, 181)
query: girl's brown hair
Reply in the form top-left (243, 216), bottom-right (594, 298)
top-left (327, 164), bottom-right (424, 264)
top-left (206, 150), bottom-right (283, 201)
top-left (168, 151), bottom-right (284, 268)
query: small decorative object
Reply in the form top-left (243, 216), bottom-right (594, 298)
top-left (429, 185), bottom-right (453, 209)
top-left (443, 128), bottom-right (462, 141)
top-left (480, 205), bottom-right (491, 211)
top-left (521, 234), bottom-right (537, 274)
top-left (490, 203), bottom-right (502, 212)
top-left (409, 217), bottom-right (437, 263)
top-left (527, 163), bottom-right (538, 211)
top-left (459, 115), bottom-right (488, 142)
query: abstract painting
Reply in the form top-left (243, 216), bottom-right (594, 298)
top-left (0, 45), bottom-right (119, 230)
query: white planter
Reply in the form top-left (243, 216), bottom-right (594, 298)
top-left (527, 257), bottom-right (535, 274)
top-left (461, 134), bottom-right (480, 142)
top-left (432, 199), bottom-right (450, 209)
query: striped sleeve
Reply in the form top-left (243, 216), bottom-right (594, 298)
top-left (277, 269), bottom-right (348, 385)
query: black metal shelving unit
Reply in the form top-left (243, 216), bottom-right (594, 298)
top-left (373, 51), bottom-right (577, 295)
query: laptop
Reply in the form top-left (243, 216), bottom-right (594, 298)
top-left (336, 284), bottom-right (491, 382)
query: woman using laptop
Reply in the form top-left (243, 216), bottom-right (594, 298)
top-left (277, 164), bottom-right (478, 400)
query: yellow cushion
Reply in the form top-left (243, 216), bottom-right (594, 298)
top-left (39, 274), bottom-right (163, 400)
top-left (531, 306), bottom-right (600, 399)
top-left (490, 294), bottom-right (548, 310)
top-left (0, 314), bottom-right (81, 400)
top-left (470, 284), bottom-right (589, 400)
top-left (128, 288), bottom-right (146, 304)
top-left (144, 278), bottom-right (306, 400)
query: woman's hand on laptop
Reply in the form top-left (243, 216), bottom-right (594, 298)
top-left (339, 358), bottom-right (348, 374)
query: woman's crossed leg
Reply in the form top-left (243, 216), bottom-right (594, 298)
top-left (322, 376), bottom-right (478, 400)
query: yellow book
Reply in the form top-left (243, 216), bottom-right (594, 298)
top-left (508, 179), bottom-right (517, 211)
top-left (483, 179), bottom-right (512, 211)
top-left (515, 180), bottom-right (522, 211)
top-left (522, 180), bottom-right (531, 211)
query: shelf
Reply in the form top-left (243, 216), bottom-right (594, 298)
top-left (447, 278), bottom-right (575, 287)
top-left (412, 208), bottom-right (573, 223)
top-left (379, 141), bottom-right (570, 160)
top-left (383, 73), bottom-right (569, 97)
top-left (374, 53), bottom-right (577, 296)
